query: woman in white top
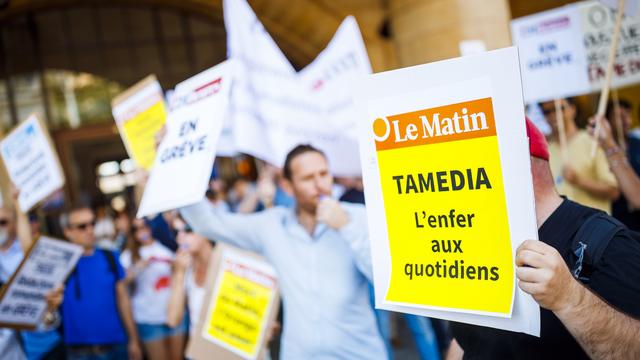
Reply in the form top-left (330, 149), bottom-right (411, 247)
top-left (166, 216), bottom-right (213, 335)
top-left (121, 218), bottom-right (187, 360)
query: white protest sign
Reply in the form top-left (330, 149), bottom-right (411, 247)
top-left (599, 0), bottom-right (640, 17)
top-left (0, 115), bottom-right (65, 212)
top-left (137, 61), bottom-right (233, 218)
top-left (355, 47), bottom-right (540, 335)
top-left (224, 0), bottom-right (371, 176)
top-left (581, 1), bottom-right (640, 89)
top-left (511, 4), bottom-right (590, 103)
top-left (513, 1), bottom-right (640, 103)
top-left (0, 237), bottom-right (82, 329)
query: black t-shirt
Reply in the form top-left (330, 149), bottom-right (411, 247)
top-left (451, 199), bottom-right (640, 359)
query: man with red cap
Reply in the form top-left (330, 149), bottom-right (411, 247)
top-left (447, 119), bottom-right (640, 359)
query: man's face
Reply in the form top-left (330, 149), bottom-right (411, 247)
top-left (64, 208), bottom-right (96, 249)
top-left (284, 152), bottom-right (333, 213)
top-left (540, 100), bottom-right (576, 134)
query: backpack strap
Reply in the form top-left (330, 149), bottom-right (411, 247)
top-left (99, 249), bottom-right (119, 278)
top-left (571, 212), bottom-right (625, 284)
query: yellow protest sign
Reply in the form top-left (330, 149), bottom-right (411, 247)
top-left (111, 75), bottom-right (167, 170)
top-left (188, 245), bottom-right (279, 360)
top-left (357, 47), bottom-right (540, 335)
top-left (374, 98), bottom-right (513, 315)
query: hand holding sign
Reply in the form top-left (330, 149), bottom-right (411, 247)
top-left (515, 240), bottom-right (580, 313)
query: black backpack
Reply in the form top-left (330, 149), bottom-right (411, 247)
top-left (569, 211), bottom-right (636, 285)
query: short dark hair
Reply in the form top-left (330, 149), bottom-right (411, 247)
top-left (60, 204), bottom-right (93, 229)
top-left (283, 144), bottom-right (326, 180)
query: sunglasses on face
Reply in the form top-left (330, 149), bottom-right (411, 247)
top-left (70, 221), bottom-right (95, 231)
top-left (0, 218), bottom-right (11, 227)
top-left (175, 224), bottom-right (193, 234)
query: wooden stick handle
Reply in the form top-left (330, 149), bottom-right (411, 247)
top-left (591, 0), bottom-right (625, 157)
top-left (554, 98), bottom-right (569, 165)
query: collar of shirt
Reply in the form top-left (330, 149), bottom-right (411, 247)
top-left (282, 207), bottom-right (330, 242)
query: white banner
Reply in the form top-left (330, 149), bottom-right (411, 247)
top-left (137, 61), bottom-right (233, 218)
top-left (223, 0), bottom-right (372, 176)
top-left (0, 115), bottom-right (65, 212)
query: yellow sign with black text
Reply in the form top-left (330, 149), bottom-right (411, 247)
top-left (373, 97), bottom-right (514, 316)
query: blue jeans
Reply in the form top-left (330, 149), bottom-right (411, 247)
top-left (405, 314), bottom-right (441, 360)
top-left (66, 344), bottom-right (127, 360)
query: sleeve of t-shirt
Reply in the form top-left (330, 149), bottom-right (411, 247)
top-left (589, 231), bottom-right (640, 318)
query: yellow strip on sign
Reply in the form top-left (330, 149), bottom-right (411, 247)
top-left (121, 101), bottom-right (167, 170)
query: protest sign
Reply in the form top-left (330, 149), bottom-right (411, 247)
top-left (599, 0), bottom-right (640, 17)
top-left (187, 244), bottom-right (279, 360)
top-left (511, 4), bottom-right (590, 103)
top-left (356, 47), bottom-right (540, 335)
top-left (0, 236), bottom-right (82, 330)
top-left (224, 0), bottom-right (371, 176)
top-left (0, 115), bottom-right (65, 212)
top-left (112, 75), bottom-right (167, 170)
top-left (136, 61), bottom-right (233, 218)
top-left (512, 1), bottom-right (640, 104)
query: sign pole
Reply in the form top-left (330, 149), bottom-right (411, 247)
top-left (554, 98), bottom-right (569, 164)
top-left (591, 0), bottom-right (625, 157)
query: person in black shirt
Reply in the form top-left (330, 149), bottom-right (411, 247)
top-left (448, 120), bottom-right (640, 360)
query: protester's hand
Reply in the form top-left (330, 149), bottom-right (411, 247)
top-left (516, 240), bottom-right (582, 312)
top-left (174, 249), bottom-right (192, 274)
top-left (128, 340), bottom-right (143, 360)
top-left (265, 321), bottom-right (281, 344)
top-left (562, 166), bottom-right (579, 186)
top-left (45, 285), bottom-right (64, 312)
top-left (588, 115), bottom-right (616, 150)
top-left (316, 198), bottom-right (349, 230)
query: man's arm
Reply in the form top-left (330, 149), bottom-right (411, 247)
top-left (317, 200), bottom-right (373, 281)
top-left (563, 166), bottom-right (619, 200)
top-left (516, 240), bottom-right (640, 360)
top-left (166, 250), bottom-right (189, 328)
top-left (115, 281), bottom-right (142, 360)
top-left (446, 339), bottom-right (464, 360)
top-left (180, 200), bottom-right (265, 254)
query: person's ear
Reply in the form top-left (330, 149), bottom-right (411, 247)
top-left (63, 228), bottom-right (72, 241)
top-left (281, 178), bottom-right (294, 196)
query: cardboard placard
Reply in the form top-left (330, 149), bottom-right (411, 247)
top-left (512, 0), bottom-right (640, 103)
top-left (187, 244), bottom-right (279, 360)
top-left (136, 61), bottom-right (233, 218)
top-left (355, 47), bottom-right (540, 336)
top-left (111, 75), bottom-right (167, 170)
top-left (0, 236), bottom-right (82, 330)
top-left (0, 114), bottom-right (65, 212)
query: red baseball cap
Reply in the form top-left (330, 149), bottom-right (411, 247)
top-left (526, 117), bottom-right (549, 161)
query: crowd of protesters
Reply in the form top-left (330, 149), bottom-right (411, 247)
top-left (0, 100), bottom-right (639, 360)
